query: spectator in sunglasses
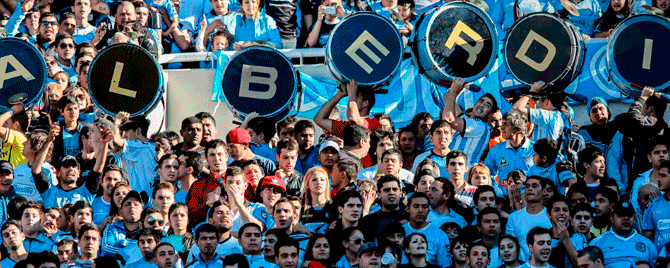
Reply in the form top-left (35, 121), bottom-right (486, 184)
top-left (335, 227), bottom-right (365, 268)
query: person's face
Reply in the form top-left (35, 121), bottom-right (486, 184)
top-left (199, 118), bottom-right (217, 143)
top-left (339, 197), bottom-right (363, 223)
top-left (447, 156), bottom-right (467, 181)
top-left (290, 200), bottom-right (302, 224)
top-left (60, 18), bottom-right (76, 35)
top-left (639, 184), bottom-right (660, 210)
top-left (73, 90), bottom-right (90, 110)
top-left (500, 118), bottom-right (516, 140)
top-left (260, 185), bottom-right (282, 208)
top-left (42, 209), bottom-right (59, 235)
top-left (320, 147), bottom-right (339, 169)
top-left (397, 3), bottom-right (413, 19)
top-left (498, 238), bottom-right (518, 264)
top-left (345, 230), bottom-right (364, 253)
top-left (528, 234), bottom-right (551, 263)
top-left (593, 193), bottom-right (612, 217)
top-left (612, 0), bottom-right (625, 12)
top-left (136, 7), bottom-right (150, 26)
top-left (445, 227), bottom-right (459, 240)
top-left (240, 227), bottom-right (262, 253)
top-left (295, 127), bottom-right (315, 151)
top-left (155, 245), bottom-right (177, 268)
top-left (207, 146), bottom-right (228, 172)
top-left (169, 206), bottom-right (188, 231)
top-left (571, 210), bottom-right (593, 234)
top-left (113, 186), bottom-right (131, 208)
top-left (72, 208), bottom-right (92, 231)
top-left (416, 175), bottom-right (434, 194)
top-left (276, 246), bottom-right (299, 268)
top-left (159, 158), bottom-right (180, 182)
top-left (312, 237), bottom-right (330, 261)
top-left (212, 0), bottom-right (230, 13)
top-left (138, 235), bottom-right (158, 257)
top-left (273, 201), bottom-right (294, 229)
top-left (478, 213), bottom-right (501, 237)
top-left (83, 124), bottom-right (101, 150)
top-left (39, 16), bottom-right (59, 41)
top-left (279, 125), bottom-right (294, 140)
top-left (58, 243), bottom-right (77, 263)
top-left (308, 171), bottom-right (329, 195)
top-left (452, 242), bottom-right (468, 262)
top-left (102, 170), bottom-right (123, 197)
top-left (358, 251), bottom-right (381, 268)
top-left (197, 231), bottom-right (218, 255)
top-left (181, 123), bottom-right (203, 146)
top-left (122, 199), bottom-right (142, 223)
top-left (487, 110), bottom-right (503, 134)
top-left (376, 138), bottom-right (395, 161)
top-left (648, 144), bottom-right (669, 168)
top-left (80, 230), bottom-right (100, 256)
top-left (569, 192), bottom-right (588, 207)
top-left (476, 191), bottom-right (496, 211)
top-left (209, 204), bottom-right (233, 231)
top-left (585, 156), bottom-right (606, 178)
top-left (25, 12), bottom-right (40, 31)
top-left (227, 143), bottom-right (246, 160)
top-left (380, 154), bottom-right (402, 176)
top-left (430, 126), bottom-right (453, 151)
top-left (211, 36), bottom-right (229, 51)
top-left (143, 212), bottom-right (165, 231)
top-left (576, 255), bottom-right (603, 268)
top-left (406, 235), bottom-right (427, 255)
top-left (549, 201), bottom-right (570, 225)
top-left (612, 212), bottom-right (635, 234)
top-left (74, 0), bottom-right (92, 17)
top-left (115, 4), bottom-right (137, 28)
top-left (263, 234), bottom-right (279, 257)
top-left (470, 172), bottom-right (490, 187)
top-left (427, 180), bottom-right (445, 206)
top-left (2, 224), bottom-right (24, 250)
top-left (379, 181), bottom-right (401, 207)
top-left (177, 155), bottom-right (190, 178)
top-left (241, 0), bottom-right (260, 16)
top-left (408, 197), bottom-right (430, 223)
top-left (657, 0), bottom-right (670, 10)
top-left (589, 103), bottom-right (609, 125)
top-left (379, 119), bottom-right (392, 132)
top-left (467, 245), bottom-right (490, 268)
top-left (278, 148), bottom-right (298, 172)
top-left (398, 131), bottom-right (417, 155)
top-left (154, 189), bottom-right (175, 213)
top-left (21, 207), bottom-right (41, 233)
top-left (62, 103), bottom-right (80, 123)
top-left (524, 178), bottom-right (543, 202)
top-left (59, 164), bottom-right (80, 186)
top-left (417, 118), bottom-right (433, 139)
top-left (55, 73), bottom-right (69, 89)
top-left (0, 170), bottom-right (13, 193)
top-left (78, 66), bottom-right (89, 89)
top-left (473, 96), bottom-right (494, 119)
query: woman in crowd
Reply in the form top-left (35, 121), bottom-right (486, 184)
top-left (593, 0), bottom-right (631, 37)
top-left (495, 235), bottom-right (524, 268)
top-left (413, 169), bottom-right (437, 194)
top-left (100, 182), bottom-right (132, 231)
top-left (303, 234), bottom-right (332, 268)
top-left (231, 0), bottom-right (282, 50)
top-left (466, 164), bottom-right (492, 187)
top-left (400, 233), bottom-right (439, 268)
top-left (163, 203), bottom-right (194, 262)
top-left (301, 167), bottom-right (335, 224)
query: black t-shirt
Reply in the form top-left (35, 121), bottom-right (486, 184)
top-left (301, 201), bottom-right (337, 223)
top-left (264, 0), bottom-right (299, 38)
top-left (309, 20), bottom-right (338, 48)
top-left (360, 209), bottom-right (409, 241)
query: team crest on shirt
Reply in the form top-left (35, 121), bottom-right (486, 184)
top-left (636, 242), bottom-right (647, 252)
top-left (525, 156), bottom-right (534, 167)
top-left (500, 158), bottom-right (508, 168)
top-left (261, 210), bottom-right (268, 220)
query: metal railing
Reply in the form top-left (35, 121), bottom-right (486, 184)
top-left (158, 48), bottom-right (327, 65)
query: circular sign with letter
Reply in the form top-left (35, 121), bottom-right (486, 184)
top-left (411, 1), bottom-right (497, 85)
top-left (0, 38), bottom-right (47, 109)
top-left (222, 46), bottom-right (297, 122)
top-left (326, 12), bottom-right (403, 86)
top-left (88, 43), bottom-right (162, 116)
top-left (607, 14), bottom-right (670, 98)
top-left (504, 12), bottom-right (585, 89)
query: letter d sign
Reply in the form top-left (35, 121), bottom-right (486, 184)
top-left (239, 65), bottom-right (278, 100)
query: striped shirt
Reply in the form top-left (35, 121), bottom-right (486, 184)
top-left (449, 116), bottom-right (491, 165)
top-left (529, 108), bottom-right (565, 142)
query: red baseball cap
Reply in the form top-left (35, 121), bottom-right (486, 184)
top-left (259, 176), bottom-right (286, 193)
top-left (227, 128), bottom-right (252, 144)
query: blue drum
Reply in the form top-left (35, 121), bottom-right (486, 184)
top-left (222, 46), bottom-right (297, 122)
top-left (607, 14), bottom-right (670, 98)
top-left (410, 1), bottom-right (498, 85)
top-left (0, 38), bottom-right (47, 109)
top-left (504, 12), bottom-right (585, 92)
top-left (88, 43), bottom-right (164, 116)
top-left (326, 12), bottom-right (403, 86)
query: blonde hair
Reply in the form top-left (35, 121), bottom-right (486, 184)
top-left (301, 166), bottom-right (332, 214)
top-left (63, 86), bottom-right (93, 112)
top-left (466, 163), bottom-right (491, 185)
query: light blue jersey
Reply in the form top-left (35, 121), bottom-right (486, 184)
top-left (412, 150), bottom-right (448, 179)
top-left (13, 162), bottom-right (57, 203)
top-left (187, 236), bottom-right (242, 263)
top-left (529, 109), bottom-right (564, 142)
top-left (426, 207), bottom-right (468, 228)
top-left (231, 202), bottom-right (273, 232)
top-left (402, 222), bottom-right (452, 267)
top-left (232, 13), bottom-right (283, 49)
top-left (589, 229), bottom-right (657, 268)
top-left (73, 24), bottom-right (96, 44)
top-left (369, 1), bottom-right (400, 20)
top-left (643, 195), bottom-right (670, 251)
top-left (505, 207), bottom-right (552, 258)
top-left (484, 138), bottom-right (534, 195)
top-left (120, 140), bottom-right (158, 199)
top-left (567, 0), bottom-right (602, 36)
top-left (41, 186), bottom-right (94, 209)
top-left (91, 197), bottom-right (110, 226)
top-left (449, 116), bottom-right (491, 165)
top-left (527, 161), bottom-right (562, 194)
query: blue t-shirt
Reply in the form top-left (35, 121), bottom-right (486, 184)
top-left (402, 222), bottom-right (452, 267)
top-left (643, 196), bottom-right (670, 251)
top-left (589, 230), bottom-right (657, 268)
top-left (484, 139), bottom-right (534, 195)
top-left (91, 197), bottom-right (111, 226)
top-left (41, 186), bottom-right (94, 208)
top-left (62, 127), bottom-right (81, 157)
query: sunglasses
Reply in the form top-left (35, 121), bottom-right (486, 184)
top-left (349, 238), bottom-right (363, 245)
top-left (59, 43), bottom-right (75, 49)
top-left (147, 218), bottom-right (164, 225)
top-left (75, 94), bottom-right (86, 100)
top-left (41, 21), bottom-right (58, 26)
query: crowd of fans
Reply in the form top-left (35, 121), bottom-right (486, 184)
top-left (0, 0), bottom-right (668, 268)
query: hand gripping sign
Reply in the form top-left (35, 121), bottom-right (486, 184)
top-left (0, 38), bottom-right (48, 109)
top-left (326, 12), bottom-right (403, 86)
top-left (221, 46), bottom-right (298, 122)
top-left (88, 43), bottom-right (163, 116)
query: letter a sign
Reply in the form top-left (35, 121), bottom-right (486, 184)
top-left (0, 38), bottom-right (47, 109)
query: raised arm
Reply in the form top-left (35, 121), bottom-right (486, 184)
top-left (0, 103), bottom-right (23, 141)
top-left (33, 123), bottom-right (59, 193)
top-left (441, 78), bottom-right (466, 133)
top-left (314, 88), bottom-right (347, 133)
top-left (226, 183), bottom-right (264, 229)
top-left (512, 81), bottom-right (546, 119)
top-left (346, 80), bottom-right (366, 127)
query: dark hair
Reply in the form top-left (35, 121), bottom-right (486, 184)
top-left (596, 186), bottom-right (619, 204)
top-left (429, 120), bottom-right (450, 134)
top-left (222, 254), bottom-right (250, 268)
top-left (247, 117), bottom-right (276, 143)
top-left (476, 207), bottom-right (501, 227)
top-left (293, 120), bottom-right (315, 137)
top-left (180, 116), bottom-right (202, 132)
top-left (195, 223), bottom-right (220, 240)
top-left (412, 169), bottom-right (437, 186)
top-left (411, 113), bottom-right (432, 131)
top-left (335, 189), bottom-right (363, 208)
top-left (59, 12), bottom-right (75, 23)
top-left (467, 241), bottom-right (489, 258)
top-left (36, 251), bottom-right (61, 267)
top-left (403, 232), bottom-right (427, 250)
top-left (179, 151), bottom-right (206, 177)
top-left (195, 112), bottom-right (216, 126)
top-left (578, 246), bottom-right (604, 264)
top-left (567, 181), bottom-right (589, 201)
top-left (357, 88), bottom-right (376, 112)
top-left (571, 202), bottom-right (594, 217)
top-left (39, 12), bottom-right (57, 23)
top-left (380, 148), bottom-right (403, 164)
top-left (305, 234), bottom-right (331, 263)
top-left (646, 94), bottom-right (668, 119)
top-left (264, 228), bottom-right (289, 242)
top-left (376, 174), bottom-right (402, 192)
top-left (238, 222), bottom-right (262, 239)
top-left (1, 219), bottom-right (21, 233)
top-left (369, 130), bottom-right (396, 162)
top-left (205, 139), bottom-right (227, 155)
top-left (19, 201), bottom-right (43, 216)
top-left (546, 195), bottom-right (570, 214)
top-left (498, 234), bottom-right (520, 254)
top-left (341, 227), bottom-right (363, 243)
top-left (274, 237), bottom-right (300, 258)
top-left (58, 94), bottom-right (79, 111)
top-left (397, 0), bottom-right (415, 8)
top-left (343, 124), bottom-right (370, 147)
top-left (473, 185), bottom-right (496, 206)
top-left (577, 146), bottom-right (605, 175)
top-left (534, 138), bottom-right (559, 164)
top-left (154, 242), bottom-right (175, 255)
top-left (277, 117), bottom-right (297, 134)
top-left (7, 197), bottom-right (27, 221)
top-left (407, 192), bottom-right (429, 207)
top-left (226, 166), bottom-right (244, 178)
top-left (69, 200), bottom-right (92, 217)
top-left (374, 113), bottom-right (394, 131)
top-left (335, 159), bottom-right (359, 184)
top-left (140, 206), bottom-right (162, 223)
top-left (526, 227), bottom-right (550, 245)
top-left (434, 177), bottom-right (473, 222)
top-left (56, 237), bottom-right (78, 254)
top-left (139, 229), bottom-right (163, 244)
top-left (645, 137), bottom-right (668, 157)
top-left (446, 150), bottom-right (468, 166)
top-left (78, 223), bottom-right (99, 239)
top-left (276, 138), bottom-right (299, 155)
top-left (93, 257), bottom-right (120, 268)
